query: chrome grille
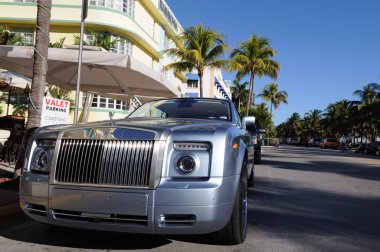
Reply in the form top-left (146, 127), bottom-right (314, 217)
top-left (55, 139), bottom-right (154, 187)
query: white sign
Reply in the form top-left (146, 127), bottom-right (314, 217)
top-left (41, 97), bottom-right (70, 126)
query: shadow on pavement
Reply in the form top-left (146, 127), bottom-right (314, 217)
top-left (264, 146), bottom-right (380, 181)
top-left (247, 146), bottom-right (380, 251)
top-left (0, 217), bottom-right (174, 250)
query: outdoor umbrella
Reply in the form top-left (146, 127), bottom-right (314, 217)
top-left (0, 70), bottom-right (31, 89)
top-left (0, 45), bottom-right (180, 102)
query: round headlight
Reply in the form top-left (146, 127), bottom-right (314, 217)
top-left (176, 156), bottom-right (196, 174)
top-left (35, 150), bottom-right (48, 170)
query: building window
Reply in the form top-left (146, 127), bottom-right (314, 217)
top-left (85, 31), bottom-right (132, 56)
top-left (187, 79), bottom-right (198, 88)
top-left (10, 27), bottom-right (34, 45)
top-left (90, 0), bottom-right (135, 17)
top-left (14, 0), bottom-right (36, 2)
top-left (84, 94), bottom-right (129, 111)
top-left (111, 35), bottom-right (132, 55)
top-left (163, 33), bottom-right (169, 49)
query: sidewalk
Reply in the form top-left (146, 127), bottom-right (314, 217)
top-left (0, 165), bottom-right (21, 218)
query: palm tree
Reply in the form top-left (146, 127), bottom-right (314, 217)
top-left (353, 83), bottom-right (380, 107)
top-left (257, 82), bottom-right (288, 118)
top-left (287, 112), bottom-right (302, 138)
top-left (49, 37), bottom-right (66, 48)
top-left (47, 84), bottom-right (73, 101)
top-left (249, 102), bottom-right (272, 130)
top-left (12, 104), bottom-right (28, 117)
top-left (27, 0), bottom-right (52, 129)
top-left (304, 109), bottom-right (322, 137)
top-left (230, 35), bottom-right (280, 116)
top-left (230, 79), bottom-right (248, 113)
top-left (163, 25), bottom-right (228, 97)
top-left (322, 100), bottom-right (352, 137)
top-left (0, 26), bottom-right (28, 45)
top-left (353, 83), bottom-right (380, 141)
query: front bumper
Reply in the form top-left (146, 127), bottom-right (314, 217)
top-left (20, 174), bottom-right (238, 235)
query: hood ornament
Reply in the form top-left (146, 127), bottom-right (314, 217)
top-left (108, 112), bottom-right (115, 125)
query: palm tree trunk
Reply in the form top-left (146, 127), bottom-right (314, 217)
top-left (245, 72), bottom-right (255, 116)
top-left (81, 92), bottom-right (93, 123)
top-left (27, 0), bottom-right (52, 129)
top-left (16, 0), bottom-right (52, 175)
top-left (270, 101), bottom-right (273, 119)
top-left (198, 72), bottom-right (203, 98)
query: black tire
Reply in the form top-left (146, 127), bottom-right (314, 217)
top-left (376, 150), bottom-right (380, 156)
top-left (364, 149), bottom-right (368, 155)
top-left (248, 164), bottom-right (255, 188)
top-left (214, 165), bottom-right (248, 245)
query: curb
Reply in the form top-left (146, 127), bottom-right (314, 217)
top-left (0, 203), bottom-right (21, 218)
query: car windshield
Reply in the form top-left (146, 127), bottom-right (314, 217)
top-left (128, 98), bottom-right (231, 121)
top-left (326, 138), bottom-right (337, 142)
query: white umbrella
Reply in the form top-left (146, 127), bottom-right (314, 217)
top-left (0, 70), bottom-right (32, 89)
top-left (0, 45), bottom-right (180, 102)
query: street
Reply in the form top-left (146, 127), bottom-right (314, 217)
top-left (0, 145), bottom-right (379, 252)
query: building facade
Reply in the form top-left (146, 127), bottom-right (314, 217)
top-left (182, 68), bottom-right (232, 100)
top-left (0, 0), bottom-right (185, 122)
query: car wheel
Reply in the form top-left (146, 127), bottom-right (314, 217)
top-left (364, 149), bottom-right (368, 155)
top-left (214, 164), bottom-right (248, 245)
top-left (376, 150), bottom-right (380, 156)
top-left (248, 161), bottom-right (255, 188)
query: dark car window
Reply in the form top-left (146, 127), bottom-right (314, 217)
top-left (128, 98), bottom-right (232, 121)
top-left (230, 103), bottom-right (242, 127)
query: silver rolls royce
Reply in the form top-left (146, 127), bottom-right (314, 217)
top-left (20, 98), bottom-right (255, 245)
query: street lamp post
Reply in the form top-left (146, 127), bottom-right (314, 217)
top-left (73, 0), bottom-right (88, 124)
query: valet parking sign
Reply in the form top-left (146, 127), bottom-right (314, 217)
top-left (41, 97), bottom-right (70, 126)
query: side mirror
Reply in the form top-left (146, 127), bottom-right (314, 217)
top-left (242, 116), bottom-right (257, 132)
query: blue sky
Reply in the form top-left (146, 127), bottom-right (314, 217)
top-left (165, 0), bottom-right (380, 125)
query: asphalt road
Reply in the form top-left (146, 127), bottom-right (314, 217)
top-left (0, 145), bottom-right (379, 252)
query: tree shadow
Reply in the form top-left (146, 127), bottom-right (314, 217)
top-left (252, 145), bottom-right (380, 250)
top-left (262, 146), bottom-right (380, 181)
top-left (249, 176), bottom-right (380, 251)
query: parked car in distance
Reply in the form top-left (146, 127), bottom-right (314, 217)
top-left (242, 117), bottom-right (263, 164)
top-left (364, 141), bottom-right (380, 155)
top-left (320, 138), bottom-right (339, 149)
top-left (288, 138), bottom-right (300, 145)
top-left (354, 144), bottom-right (368, 153)
top-left (19, 98), bottom-right (255, 245)
top-left (308, 138), bottom-right (322, 147)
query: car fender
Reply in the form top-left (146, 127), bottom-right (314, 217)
top-left (235, 138), bottom-right (248, 175)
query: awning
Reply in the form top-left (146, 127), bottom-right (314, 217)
top-left (0, 45), bottom-right (180, 102)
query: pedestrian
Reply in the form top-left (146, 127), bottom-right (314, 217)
top-left (339, 135), bottom-right (347, 152)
